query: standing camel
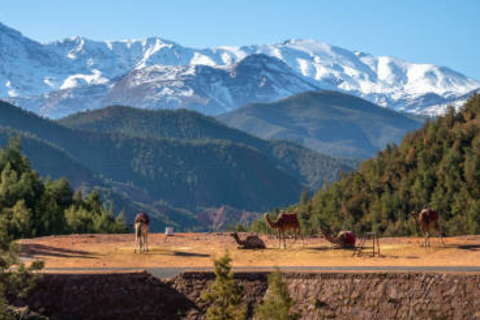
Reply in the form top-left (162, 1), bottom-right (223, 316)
top-left (411, 207), bottom-right (444, 247)
top-left (134, 212), bottom-right (150, 253)
top-left (264, 212), bottom-right (304, 249)
top-left (320, 227), bottom-right (356, 248)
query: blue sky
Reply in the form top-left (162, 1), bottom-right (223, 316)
top-left (1, 0), bottom-right (479, 80)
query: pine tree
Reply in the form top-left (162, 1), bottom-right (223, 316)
top-left (0, 213), bottom-right (44, 319)
top-left (299, 189), bottom-right (310, 206)
top-left (254, 268), bottom-right (299, 320)
top-left (202, 251), bottom-right (246, 320)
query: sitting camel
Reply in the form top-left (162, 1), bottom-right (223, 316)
top-left (411, 207), bottom-right (444, 247)
top-left (231, 232), bottom-right (266, 249)
top-left (264, 212), bottom-right (304, 249)
top-left (320, 227), bottom-right (356, 248)
top-left (134, 211), bottom-right (150, 253)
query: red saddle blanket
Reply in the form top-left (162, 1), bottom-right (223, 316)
top-left (280, 213), bottom-right (298, 224)
top-left (344, 231), bottom-right (356, 245)
top-left (421, 208), bottom-right (439, 223)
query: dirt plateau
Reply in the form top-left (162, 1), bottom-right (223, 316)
top-left (12, 271), bottom-right (480, 320)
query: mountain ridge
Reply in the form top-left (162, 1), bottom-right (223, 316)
top-left (1, 21), bottom-right (478, 117)
top-left (217, 91), bottom-right (423, 158)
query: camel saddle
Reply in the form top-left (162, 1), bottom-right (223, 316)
top-left (420, 208), bottom-right (439, 223)
top-left (135, 212), bottom-right (150, 224)
top-left (280, 212), bottom-right (299, 224)
top-left (343, 231), bottom-right (356, 245)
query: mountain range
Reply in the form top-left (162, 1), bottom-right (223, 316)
top-left (0, 99), bottom-right (354, 230)
top-left (1, 21), bottom-right (478, 118)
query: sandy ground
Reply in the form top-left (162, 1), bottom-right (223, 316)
top-left (16, 233), bottom-right (480, 270)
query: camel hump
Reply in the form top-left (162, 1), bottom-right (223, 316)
top-left (280, 212), bottom-right (299, 224)
top-left (135, 212), bottom-right (150, 224)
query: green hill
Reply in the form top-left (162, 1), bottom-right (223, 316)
top-left (292, 94), bottom-right (480, 236)
top-left (0, 127), bottom-right (97, 188)
top-left (1, 100), bottom-right (354, 230)
top-left (0, 101), bottom-right (302, 208)
top-left (217, 91), bottom-right (423, 158)
top-left (58, 105), bottom-right (355, 190)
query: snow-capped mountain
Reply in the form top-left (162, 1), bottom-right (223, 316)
top-left (10, 54), bottom-right (320, 118)
top-left (1, 21), bottom-right (479, 117)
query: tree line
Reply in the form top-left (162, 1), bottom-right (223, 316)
top-left (0, 137), bottom-right (127, 241)
top-left (242, 94), bottom-right (480, 237)
top-left (290, 94), bottom-right (480, 237)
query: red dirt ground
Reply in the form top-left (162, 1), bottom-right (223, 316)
top-left (17, 233), bottom-right (480, 270)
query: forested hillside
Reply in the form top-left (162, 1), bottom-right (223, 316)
top-left (59, 105), bottom-right (354, 190)
top-left (0, 101), bottom-right (356, 230)
top-left (293, 94), bottom-right (480, 236)
top-left (0, 101), bottom-right (300, 209)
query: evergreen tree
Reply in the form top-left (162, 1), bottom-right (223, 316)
top-left (262, 94), bottom-right (480, 237)
top-left (202, 251), bottom-right (246, 320)
top-left (0, 138), bottom-right (127, 238)
top-left (254, 268), bottom-right (299, 320)
top-left (299, 189), bottom-right (310, 206)
top-left (0, 214), bottom-right (44, 319)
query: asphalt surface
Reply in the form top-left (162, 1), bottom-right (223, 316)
top-left (40, 266), bottom-right (480, 279)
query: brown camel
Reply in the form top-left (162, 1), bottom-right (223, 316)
top-left (231, 232), bottom-right (266, 249)
top-left (134, 212), bottom-right (150, 253)
top-left (411, 207), bottom-right (444, 247)
top-left (264, 212), bottom-right (304, 249)
top-left (320, 227), bottom-right (356, 248)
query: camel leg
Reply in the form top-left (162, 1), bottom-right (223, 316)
top-left (145, 230), bottom-right (149, 252)
top-left (134, 227), bottom-right (138, 253)
top-left (425, 232), bottom-right (429, 247)
top-left (277, 229), bottom-right (282, 249)
top-left (437, 226), bottom-right (445, 246)
top-left (283, 231), bottom-right (287, 249)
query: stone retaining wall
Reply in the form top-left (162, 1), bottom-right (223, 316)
top-left (13, 271), bottom-right (480, 320)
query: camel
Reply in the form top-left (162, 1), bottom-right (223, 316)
top-left (320, 227), bottom-right (356, 248)
top-left (411, 207), bottom-right (444, 247)
top-left (231, 232), bottom-right (266, 249)
top-left (264, 212), bottom-right (304, 249)
top-left (134, 212), bottom-right (150, 253)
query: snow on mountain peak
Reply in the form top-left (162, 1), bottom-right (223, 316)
top-left (1, 21), bottom-right (479, 117)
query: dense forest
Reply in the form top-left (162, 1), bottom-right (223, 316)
top-left (288, 94), bottom-right (480, 236)
top-left (58, 104), bottom-right (355, 191)
top-left (0, 137), bottom-right (127, 239)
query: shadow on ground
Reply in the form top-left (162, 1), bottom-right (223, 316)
top-left (20, 244), bottom-right (97, 259)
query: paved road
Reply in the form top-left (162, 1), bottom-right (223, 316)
top-left (40, 266), bottom-right (480, 279)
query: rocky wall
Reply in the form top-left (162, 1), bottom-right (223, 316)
top-left (13, 271), bottom-right (480, 320)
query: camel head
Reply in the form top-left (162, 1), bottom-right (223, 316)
top-left (264, 212), bottom-right (280, 230)
top-left (318, 225), bottom-right (331, 239)
top-left (410, 211), bottom-right (420, 224)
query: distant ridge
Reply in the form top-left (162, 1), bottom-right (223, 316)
top-left (217, 91), bottom-right (423, 158)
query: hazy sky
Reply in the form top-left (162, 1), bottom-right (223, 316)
top-left (1, 0), bottom-right (479, 80)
